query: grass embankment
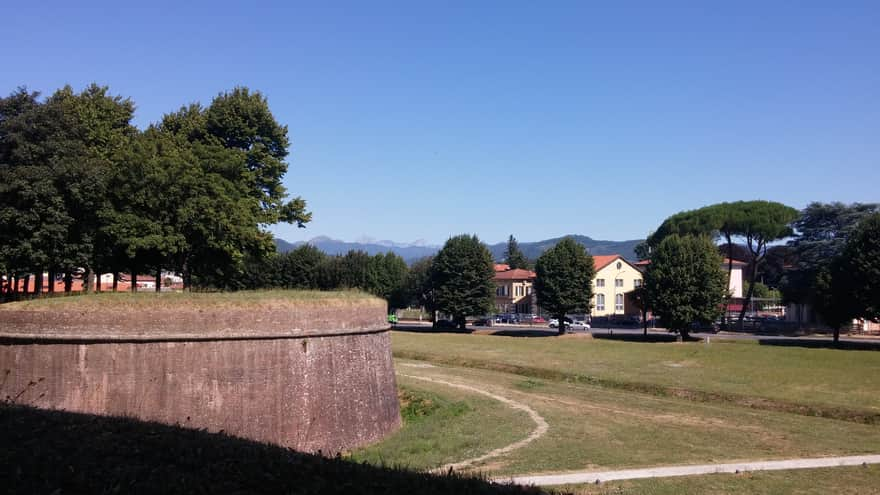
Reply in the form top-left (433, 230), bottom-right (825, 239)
top-left (566, 466), bottom-right (880, 494)
top-left (0, 289), bottom-right (383, 310)
top-left (392, 332), bottom-right (880, 422)
top-left (387, 360), bottom-right (880, 477)
top-left (351, 381), bottom-right (533, 470)
top-left (0, 404), bottom-right (550, 495)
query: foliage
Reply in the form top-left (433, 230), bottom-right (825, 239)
top-left (504, 235), bottom-right (529, 269)
top-left (829, 213), bottom-right (880, 331)
top-left (781, 202), bottom-right (879, 312)
top-left (0, 84), bottom-right (311, 296)
top-left (533, 237), bottom-right (594, 334)
top-left (644, 235), bottom-right (727, 338)
top-left (401, 256), bottom-right (436, 315)
top-left (432, 235), bottom-right (495, 329)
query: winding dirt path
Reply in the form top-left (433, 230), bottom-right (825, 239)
top-left (397, 372), bottom-right (548, 473)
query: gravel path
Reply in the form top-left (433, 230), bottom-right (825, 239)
top-left (500, 454), bottom-right (880, 486)
top-left (397, 373), bottom-right (549, 473)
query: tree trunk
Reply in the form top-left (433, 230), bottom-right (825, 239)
top-left (131, 272), bottom-right (138, 293)
top-left (456, 315), bottom-right (466, 330)
top-left (643, 307), bottom-right (648, 336)
top-left (48, 269), bottom-right (55, 294)
top-left (83, 267), bottom-right (93, 294)
top-left (12, 274), bottom-right (19, 296)
top-left (721, 233), bottom-right (734, 330)
top-left (182, 259), bottom-right (191, 291)
top-left (23, 274), bottom-right (30, 295)
top-left (833, 326), bottom-right (840, 344)
top-left (112, 272), bottom-right (119, 292)
top-left (95, 272), bottom-right (102, 292)
top-left (63, 272), bottom-right (72, 293)
top-left (34, 269), bottom-right (43, 295)
top-left (737, 260), bottom-right (760, 329)
top-left (155, 266), bottom-right (162, 292)
top-left (679, 328), bottom-right (689, 341)
top-left (557, 313), bottom-right (567, 335)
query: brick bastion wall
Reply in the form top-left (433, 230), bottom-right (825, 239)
top-left (0, 296), bottom-right (401, 454)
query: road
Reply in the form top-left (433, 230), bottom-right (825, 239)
top-left (395, 321), bottom-right (880, 348)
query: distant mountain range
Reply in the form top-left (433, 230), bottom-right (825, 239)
top-left (275, 235), bottom-right (643, 263)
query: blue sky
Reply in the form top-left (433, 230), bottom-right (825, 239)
top-left (3, 1), bottom-right (878, 245)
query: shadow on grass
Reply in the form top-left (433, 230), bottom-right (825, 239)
top-left (488, 329), bottom-right (560, 338)
top-left (0, 405), bottom-right (551, 495)
top-left (392, 325), bottom-right (475, 335)
top-left (758, 338), bottom-right (880, 351)
top-left (592, 332), bottom-right (695, 343)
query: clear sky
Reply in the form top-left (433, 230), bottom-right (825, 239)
top-left (3, 1), bottom-right (878, 246)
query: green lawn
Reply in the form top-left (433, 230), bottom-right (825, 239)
top-left (392, 332), bottom-right (880, 416)
top-left (351, 380), bottom-right (533, 470)
top-left (383, 359), bottom-right (880, 477)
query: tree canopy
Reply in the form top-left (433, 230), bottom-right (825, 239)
top-left (432, 235), bottom-right (495, 329)
top-left (533, 237), bottom-right (595, 335)
top-left (504, 235), bottom-right (529, 270)
top-left (644, 235), bottom-right (727, 339)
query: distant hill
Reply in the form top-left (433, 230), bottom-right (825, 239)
top-left (275, 235), bottom-right (643, 263)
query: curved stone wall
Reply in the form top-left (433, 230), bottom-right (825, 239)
top-left (0, 295), bottom-right (401, 454)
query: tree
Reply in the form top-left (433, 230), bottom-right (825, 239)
top-left (781, 202), bottom-right (879, 323)
top-left (432, 235), bottom-right (495, 330)
top-left (277, 244), bottom-right (326, 289)
top-left (644, 235), bottom-right (727, 340)
top-left (826, 213), bottom-right (880, 341)
top-left (402, 256), bottom-right (436, 318)
top-left (504, 235), bottom-right (529, 269)
top-left (534, 237), bottom-right (595, 335)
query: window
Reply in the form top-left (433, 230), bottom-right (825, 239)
top-left (615, 294), bottom-right (624, 311)
top-left (616, 261), bottom-right (622, 270)
top-left (634, 279), bottom-right (643, 288)
top-left (526, 286), bottom-right (531, 295)
top-left (615, 278), bottom-right (624, 288)
top-left (596, 278), bottom-right (605, 287)
top-left (596, 294), bottom-right (605, 311)
top-left (516, 286), bottom-right (522, 296)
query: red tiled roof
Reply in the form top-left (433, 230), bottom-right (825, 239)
top-left (593, 255), bottom-right (622, 272)
top-left (494, 263), bottom-right (511, 272)
top-left (493, 268), bottom-right (536, 280)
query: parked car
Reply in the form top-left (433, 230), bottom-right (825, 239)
top-left (548, 317), bottom-right (573, 328)
top-left (434, 319), bottom-right (457, 329)
top-left (570, 320), bottom-right (591, 330)
top-left (495, 313), bottom-right (519, 324)
top-left (531, 316), bottom-right (547, 324)
top-left (473, 317), bottom-right (493, 326)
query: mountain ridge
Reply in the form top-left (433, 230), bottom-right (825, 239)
top-left (274, 235), bottom-right (643, 263)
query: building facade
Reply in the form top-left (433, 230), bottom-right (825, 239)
top-left (591, 255), bottom-right (643, 318)
top-left (493, 267), bottom-right (537, 314)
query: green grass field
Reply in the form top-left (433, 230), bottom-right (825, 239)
top-left (564, 465), bottom-right (880, 494)
top-left (392, 332), bottom-right (880, 417)
top-left (364, 331), bottom-right (880, 493)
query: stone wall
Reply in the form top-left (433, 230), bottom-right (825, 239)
top-left (0, 297), bottom-right (401, 454)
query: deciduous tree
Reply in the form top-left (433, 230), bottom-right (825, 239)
top-left (534, 237), bottom-right (595, 335)
top-left (432, 235), bottom-right (495, 329)
top-left (644, 235), bottom-right (727, 340)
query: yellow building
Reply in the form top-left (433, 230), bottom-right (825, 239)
top-left (591, 255), bottom-right (643, 318)
top-left (493, 264), bottom-right (536, 314)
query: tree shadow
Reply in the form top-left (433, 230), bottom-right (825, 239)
top-left (487, 329), bottom-right (560, 338)
top-left (0, 404), bottom-right (549, 495)
top-left (758, 338), bottom-right (880, 351)
top-left (591, 333), bottom-right (697, 343)
top-left (391, 324), bottom-right (474, 335)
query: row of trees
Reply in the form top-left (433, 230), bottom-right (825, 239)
top-left (0, 84), bottom-right (310, 298)
top-left (640, 201), bottom-right (880, 341)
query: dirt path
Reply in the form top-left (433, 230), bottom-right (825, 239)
top-left (397, 372), bottom-right (549, 473)
top-left (500, 454), bottom-right (880, 486)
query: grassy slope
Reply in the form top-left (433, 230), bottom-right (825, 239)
top-left (351, 382), bottom-right (532, 470)
top-left (388, 359), bottom-right (880, 477)
top-left (391, 332), bottom-right (880, 414)
top-left (564, 466), bottom-right (880, 494)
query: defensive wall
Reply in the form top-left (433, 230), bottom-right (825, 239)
top-left (0, 293), bottom-right (401, 453)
